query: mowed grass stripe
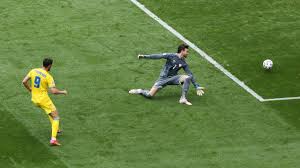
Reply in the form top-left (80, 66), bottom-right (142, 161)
top-left (130, 0), bottom-right (264, 102)
top-left (139, 0), bottom-right (300, 98)
top-left (1, 0), bottom-right (300, 167)
top-left (0, 105), bottom-right (67, 168)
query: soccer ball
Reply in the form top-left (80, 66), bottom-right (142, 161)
top-left (263, 59), bottom-right (273, 70)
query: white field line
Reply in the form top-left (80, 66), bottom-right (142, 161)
top-left (130, 0), bottom-right (265, 101)
top-left (130, 0), bottom-right (300, 102)
top-left (262, 96), bottom-right (300, 102)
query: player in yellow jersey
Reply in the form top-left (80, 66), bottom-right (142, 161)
top-left (22, 58), bottom-right (67, 146)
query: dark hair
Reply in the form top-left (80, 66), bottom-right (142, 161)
top-left (43, 58), bottom-right (53, 67)
top-left (177, 44), bottom-right (189, 53)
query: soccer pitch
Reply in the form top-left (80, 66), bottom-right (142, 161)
top-left (1, 0), bottom-right (300, 167)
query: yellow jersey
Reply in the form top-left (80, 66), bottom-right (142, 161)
top-left (26, 68), bottom-right (55, 102)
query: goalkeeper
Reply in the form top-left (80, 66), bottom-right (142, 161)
top-left (129, 44), bottom-right (205, 105)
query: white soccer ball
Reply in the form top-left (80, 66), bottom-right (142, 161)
top-left (263, 59), bottom-right (273, 70)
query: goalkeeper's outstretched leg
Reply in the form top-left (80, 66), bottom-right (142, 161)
top-left (129, 44), bottom-right (205, 106)
top-left (129, 87), bottom-right (159, 98)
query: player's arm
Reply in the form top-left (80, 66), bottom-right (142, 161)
top-left (50, 87), bottom-right (67, 95)
top-left (138, 53), bottom-right (171, 60)
top-left (48, 76), bottom-right (67, 95)
top-left (183, 65), bottom-right (205, 96)
top-left (22, 75), bottom-right (32, 93)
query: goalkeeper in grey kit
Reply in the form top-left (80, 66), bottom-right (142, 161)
top-left (129, 44), bottom-right (205, 105)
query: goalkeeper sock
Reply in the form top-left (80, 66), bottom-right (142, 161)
top-left (141, 90), bottom-right (152, 98)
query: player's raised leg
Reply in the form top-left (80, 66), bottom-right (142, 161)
top-left (49, 110), bottom-right (61, 146)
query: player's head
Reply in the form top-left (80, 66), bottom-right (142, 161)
top-left (177, 44), bottom-right (189, 58)
top-left (43, 58), bottom-right (53, 71)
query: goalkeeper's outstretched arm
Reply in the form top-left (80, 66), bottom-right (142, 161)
top-left (183, 65), bottom-right (205, 96)
top-left (138, 53), bottom-right (170, 60)
top-left (183, 65), bottom-right (199, 88)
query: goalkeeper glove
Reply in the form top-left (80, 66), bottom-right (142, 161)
top-left (196, 86), bottom-right (205, 96)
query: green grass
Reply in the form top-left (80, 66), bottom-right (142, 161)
top-left (0, 107), bottom-right (66, 168)
top-left (1, 0), bottom-right (300, 167)
top-left (140, 0), bottom-right (300, 98)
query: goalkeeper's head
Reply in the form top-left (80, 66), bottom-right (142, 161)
top-left (177, 44), bottom-right (189, 58)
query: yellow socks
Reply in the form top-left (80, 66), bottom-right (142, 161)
top-left (48, 115), bottom-right (53, 125)
top-left (51, 119), bottom-right (60, 140)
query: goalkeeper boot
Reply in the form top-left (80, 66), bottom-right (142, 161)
top-left (129, 89), bottom-right (142, 94)
top-left (179, 97), bottom-right (192, 106)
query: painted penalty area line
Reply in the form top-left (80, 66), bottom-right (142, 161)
top-left (130, 0), bottom-right (265, 102)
